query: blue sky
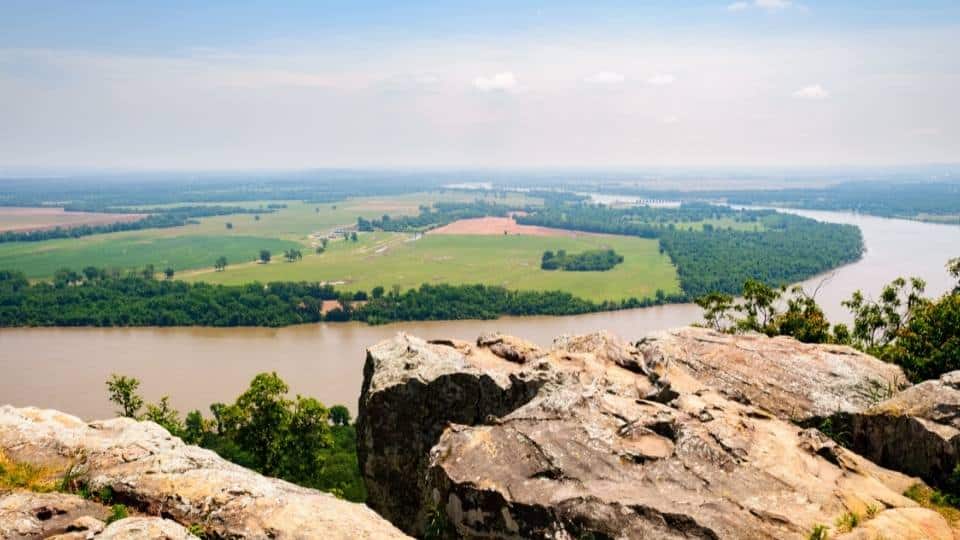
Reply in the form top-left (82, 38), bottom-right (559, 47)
top-left (1, 1), bottom-right (958, 169)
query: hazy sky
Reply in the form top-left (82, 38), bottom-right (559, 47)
top-left (1, 1), bottom-right (958, 169)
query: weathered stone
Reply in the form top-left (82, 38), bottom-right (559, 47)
top-left (0, 405), bottom-right (409, 540)
top-left (840, 370), bottom-right (960, 487)
top-left (637, 327), bottom-right (908, 421)
top-left (359, 330), bottom-right (942, 539)
top-left (0, 492), bottom-right (107, 540)
top-left (835, 507), bottom-right (954, 540)
top-left (96, 517), bottom-right (196, 539)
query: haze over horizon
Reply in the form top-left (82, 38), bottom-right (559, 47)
top-left (2, 1), bottom-right (958, 170)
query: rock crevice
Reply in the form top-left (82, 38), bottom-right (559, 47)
top-left (359, 329), bottom-right (953, 539)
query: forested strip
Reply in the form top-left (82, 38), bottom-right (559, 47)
top-left (0, 270), bottom-right (684, 327)
top-left (359, 200), bottom-right (524, 232)
top-left (517, 203), bottom-right (863, 297)
top-left (0, 206), bottom-right (274, 243)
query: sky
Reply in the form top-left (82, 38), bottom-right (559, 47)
top-left (1, 1), bottom-right (958, 170)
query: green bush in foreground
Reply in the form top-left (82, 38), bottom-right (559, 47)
top-left (105, 372), bottom-right (366, 502)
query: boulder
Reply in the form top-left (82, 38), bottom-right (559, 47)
top-left (358, 330), bottom-right (948, 539)
top-left (0, 405), bottom-right (409, 540)
top-left (0, 492), bottom-right (107, 539)
top-left (96, 517), bottom-right (196, 539)
top-left (840, 370), bottom-right (960, 487)
top-left (637, 327), bottom-right (908, 421)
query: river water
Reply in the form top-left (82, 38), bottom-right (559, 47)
top-left (1, 209), bottom-right (957, 419)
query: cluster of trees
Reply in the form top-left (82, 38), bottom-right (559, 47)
top-left (0, 205), bottom-right (272, 244)
top-left (105, 373), bottom-right (364, 501)
top-left (658, 217), bottom-right (863, 297)
top-left (364, 200), bottom-right (523, 232)
top-left (0, 268), bottom-right (685, 328)
top-left (517, 202), bottom-right (762, 238)
top-left (696, 257), bottom-right (960, 383)
top-left (0, 269), bottom-right (342, 327)
top-left (517, 202), bottom-right (863, 297)
top-left (283, 248), bottom-right (303, 262)
top-left (352, 283), bottom-right (684, 325)
top-left (541, 249), bottom-right (623, 271)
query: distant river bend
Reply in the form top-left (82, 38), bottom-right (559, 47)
top-left (2, 208), bottom-right (957, 418)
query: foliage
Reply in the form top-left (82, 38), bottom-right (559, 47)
top-left (103, 373), bottom-right (366, 502)
top-left (0, 451), bottom-right (57, 492)
top-left (904, 483), bottom-right (960, 525)
top-left (105, 504), bottom-right (129, 525)
top-left (330, 405), bottom-right (351, 426)
top-left (518, 202), bottom-right (863, 297)
top-left (807, 524), bottom-right (829, 540)
top-left (719, 180), bottom-right (960, 222)
top-left (369, 200), bottom-right (523, 232)
top-left (695, 280), bottom-right (834, 344)
top-left (143, 396), bottom-right (183, 435)
top-left (541, 249), bottom-right (623, 271)
top-left (106, 374), bottom-right (144, 418)
top-left (694, 292), bottom-right (734, 331)
top-left (0, 268), bottom-right (683, 327)
top-left (833, 511), bottom-right (860, 533)
top-left (842, 277), bottom-right (927, 353)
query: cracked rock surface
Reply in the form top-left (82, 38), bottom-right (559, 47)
top-left (637, 327), bottom-right (909, 422)
top-left (0, 405), bottom-right (409, 539)
top-left (838, 370), bottom-right (960, 488)
top-left (358, 330), bottom-right (951, 539)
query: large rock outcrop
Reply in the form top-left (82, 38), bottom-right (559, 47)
top-left (838, 370), bottom-right (960, 488)
top-left (0, 491), bottom-right (194, 539)
top-left (358, 330), bottom-right (952, 539)
top-left (637, 327), bottom-right (908, 422)
top-left (0, 406), bottom-right (409, 539)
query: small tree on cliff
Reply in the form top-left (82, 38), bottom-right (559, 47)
top-left (106, 374), bottom-right (144, 418)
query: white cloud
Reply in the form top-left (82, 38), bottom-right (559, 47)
top-left (728, 0), bottom-right (792, 11)
top-left (473, 71), bottom-right (518, 92)
top-left (792, 84), bottom-right (829, 99)
top-left (647, 73), bottom-right (676, 86)
top-left (755, 0), bottom-right (791, 9)
top-left (660, 115), bottom-right (680, 125)
top-left (584, 71), bottom-right (625, 85)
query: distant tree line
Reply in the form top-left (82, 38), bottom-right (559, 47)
top-left (0, 268), bottom-right (685, 328)
top-left (0, 206), bottom-right (273, 243)
top-left (541, 249), bottom-right (623, 271)
top-left (361, 200), bottom-right (525, 233)
top-left (104, 372), bottom-right (364, 502)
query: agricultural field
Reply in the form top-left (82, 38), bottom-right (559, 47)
top-left (185, 230), bottom-right (680, 302)
top-left (0, 207), bottom-right (144, 233)
top-left (0, 192), bottom-right (541, 279)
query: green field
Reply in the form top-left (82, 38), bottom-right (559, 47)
top-left (185, 232), bottom-right (680, 302)
top-left (0, 192), bottom-right (541, 279)
top-left (0, 234), bottom-right (300, 279)
top-left (0, 191), bottom-right (682, 301)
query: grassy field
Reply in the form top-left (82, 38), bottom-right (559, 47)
top-left (0, 192), bottom-right (543, 279)
top-left (185, 231), bottom-right (680, 302)
top-left (0, 234), bottom-right (301, 278)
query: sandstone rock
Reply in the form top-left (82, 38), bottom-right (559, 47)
top-left (0, 492), bottom-right (107, 540)
top-left (835, 507), bottom-right (954, 540)
top-left (840, 370), bottom-right (960, 487)
top-left (637, 327), bottom-right (908, 421)
top-left (359, 330), bottom-right (938, 539)
top-left (96, 517), bottom-right (196, 539)
top-left (0, 405), bottom-right (409, 540)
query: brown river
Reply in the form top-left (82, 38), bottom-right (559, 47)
top-left (1, 209), bottom-right (958, 419)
